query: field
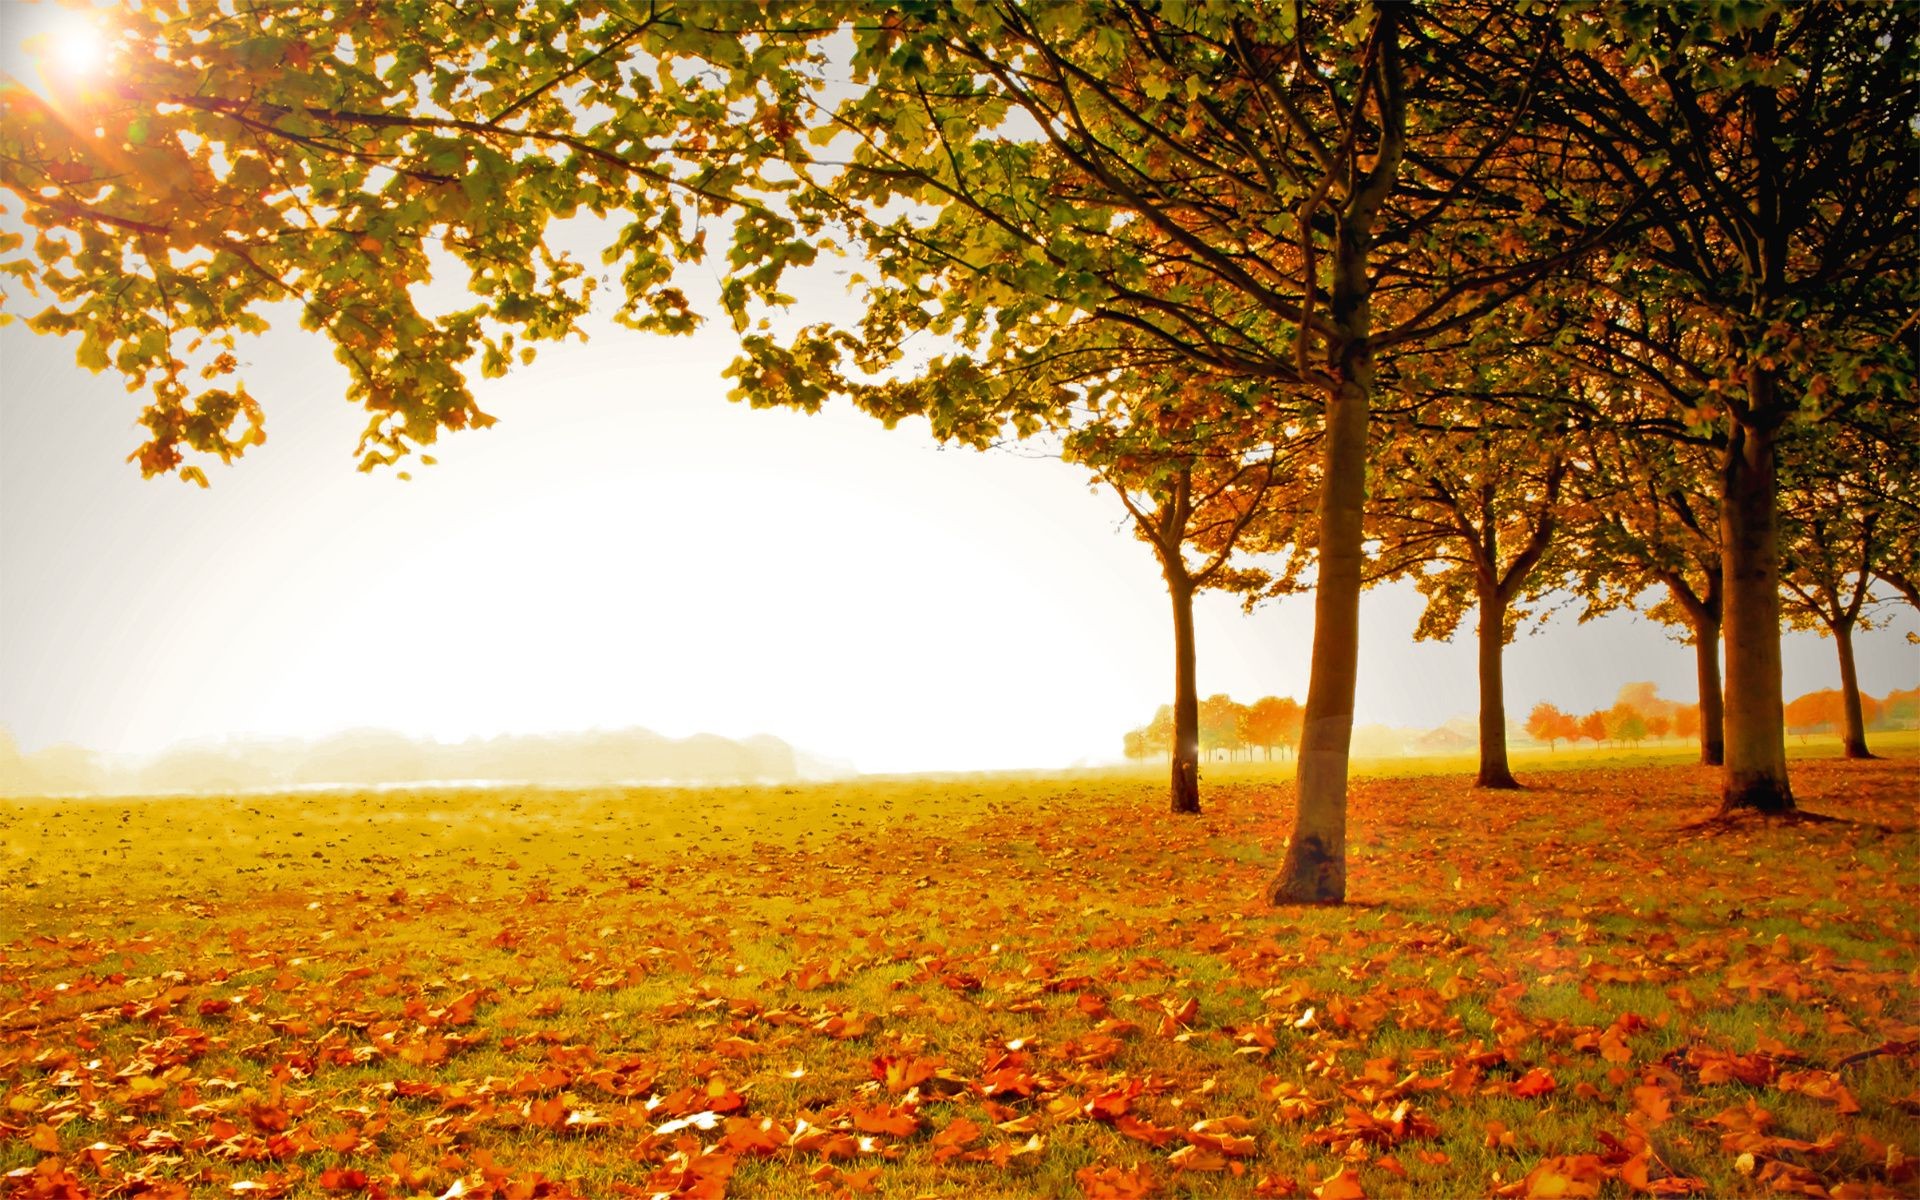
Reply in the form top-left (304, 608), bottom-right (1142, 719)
top-left (3, 746), bottom-right (1917, 1198)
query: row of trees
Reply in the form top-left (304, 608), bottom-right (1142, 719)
top-left (2, 2), bottom-right (1913, 904)
top-left (1529, 683), bottom-right (1919, 756)
top-left (1124, 695), bottom-right (1305, 764)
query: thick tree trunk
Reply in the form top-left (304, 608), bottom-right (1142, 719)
top-left (1167, 571), bottom-right (1202, 813)
top-left (1833, 621), bottom-right (1875, 760)
top-left (1719, 415), bottom-right (1794, 812)
top-left (1270, 375), bottom-right (1366, 903)
top-left (1268, 6), bottom-right (1402, 905)
top-left (1475, 588), bottom-right (1520, 788)
top-left (1693, 611), bottom-right (1726, 767)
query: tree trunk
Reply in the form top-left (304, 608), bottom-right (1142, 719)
top-left (1167, 570), bottom-right (1202, 813)
top-left (1270, 374), bottom-right (1365, 903)
top-left (1475, 587), bottom-right (1520, 788)
top-left (1693, 611), bottom-right (1726, 767)
top-left (1268, 6), bottom-right (1402, 905)
top-left (1718, 415), bottom-right (1794, 812)
top-left (1833, 620), bottom-right (1875, 759)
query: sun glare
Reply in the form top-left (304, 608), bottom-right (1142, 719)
top-left (50, 22), bottom-right (104, 76)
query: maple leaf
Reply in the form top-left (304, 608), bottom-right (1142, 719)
top-left (1168, 1143), bottom-right (1229, 1173)
top-left (318, 1168), bottom-right (371, 1192)
top-left (1630, 1084), bottom-right (1673, 1126)
top-left (1076, 1163), bottom-right (1161, 1198)
top-left (929, 1117), bottom-right (982, 1163)
top-left (1494, 1154), bottom-right (1608, 1199)
top-left (849, 1103), bottom-right (919, 1137)
top-left (1114, 1114), bottom-right (1182, 1147)
top-left (1314, 1167), bottom-right (1367, 1200)
top-left (1188, 1115), bottom-right (1260, 1157)
top-left (870, 1055), bottom-right (940, 1093)
top-left (1084, 1083), bottom-right (1138, 1121)
top-left (1512, 1068), bottom-right (1558, 1098)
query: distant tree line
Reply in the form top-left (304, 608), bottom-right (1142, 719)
top-left (1124, 696), bottom-right (1304, 765)
top-left (1526, 683), bottom-right (1918, 752)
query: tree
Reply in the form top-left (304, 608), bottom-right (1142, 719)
top-left (1779, 441), bottom-right (1893, 760)
top-left (1578, 711), bottom-right (1609, 747)
top-left (1674, 704), bottom-right (1701, 742)
top-left (1783, 689), bottom-right (1884, 741)
top-left (0, 2), bottom-right (820, 477)
top-left (1646, 713), bottom-right (1672, 741)
top-left (1245, 696), bottom-right (1305, 762)
top-left (1607, 703), bottom-right (1649, 747)
top-left (1065, 366), bottom-right (1311, 812)
top-left (1567, 423), bottom-right (1727, 765)
top-left (736, 4), bottom-right (1631, 904)
top-left (1125, 706), bottom-right (1177, 763)
top-left (1198, 695), bottom-right (1247, 763)
top-left (1368, 418), bottom-right (1573, 788)
top-left (1523, 1), bottom-right (1920, 812)
top-left (1525, 702), bottom-right (1574, 751)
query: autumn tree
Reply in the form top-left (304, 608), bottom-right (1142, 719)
top-left (1674, 704), bottom-right (1701, 742)
top-left (734, 4), bottom-right (1634, 904)
top-left (1783, 689), bottom-right (1884, 742)
top-left (1566, 421), bottom-right (1727, 765)
top-left (1778, 426), bottom-right (1906, 760)
top-left (1245, 696), bottom-right (1305, 762)
top-left (1367, 418), bottom-right (1574, 788)
top-left (1578, 711), bottom-right (1608, 747)
top-left (1525, 702), bottom-right (1575, 752)
top-left (1198, 695), bottom-right (1247, 763)
top-left (1607, 703), bottom-right (1649, 747)
top-left (1134, 706), bottom-right (1176, 762)
top-left (0, 3), bottom-right (831, 476)
top-left (1519, 1), bottom-right (1920, 813)
top-left (1064, 366), bottom-right (1311, 812)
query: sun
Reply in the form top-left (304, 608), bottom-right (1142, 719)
top-left (48, 20), bottom-right (105, 77)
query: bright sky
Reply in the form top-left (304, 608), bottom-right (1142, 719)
top-left (1, 8), bottom-right (1913, 774)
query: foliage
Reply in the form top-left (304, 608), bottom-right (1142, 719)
top-left (1784, 690), bottom-right (1887, 739)
top-left (0, 2), bottom-right (831, 476)
top-left (1524, 703), bottom-right (1576, 752)
top-left (1244, 698), bottom-right (1305, 763)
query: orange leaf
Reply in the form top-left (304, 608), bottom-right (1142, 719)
top-left (1076, 1164), bottom-right (1161, 1198)
top-left (1168, 1144), bottom-right (1228, 1173)
top-left (930, 1117), bottom-right (982, 1162)
top-left (1513, 1068), bottom-right (1558, 1098)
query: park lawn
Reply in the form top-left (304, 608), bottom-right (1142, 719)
top-left (1, 749), bottom-right (1916, 1198)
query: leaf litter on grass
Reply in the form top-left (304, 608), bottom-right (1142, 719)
top-left (1, 757), bottom-right (1915, 1198)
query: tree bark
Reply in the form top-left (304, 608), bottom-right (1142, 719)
top-left (1692, 610), bottom-right (1726, 767)
top-left (1718, 413), bottom-right (1794, 812)
top-left (1268, 5), bottom-right (1402, 906)
top-left (1271, 373), bottom-right (1365, 903)
top-left (1167, 569), bottom-right (1202, 813)
top-left (1833, 620), bottom-right (1875, 759)
top-left (1475, 587), bottom-right (1520, 787)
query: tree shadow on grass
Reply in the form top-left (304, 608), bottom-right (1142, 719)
top-left (1676, 807), bottom-right (1897, 835)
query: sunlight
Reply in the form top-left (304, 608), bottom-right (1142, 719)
top-left (49, 22), bottom-right (103, 77)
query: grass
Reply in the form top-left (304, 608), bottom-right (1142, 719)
top-left (1, 747), bottom-right (1915, 1198)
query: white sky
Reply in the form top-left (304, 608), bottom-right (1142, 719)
top-left (0, 5), bottom-right (1912, 773)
